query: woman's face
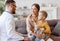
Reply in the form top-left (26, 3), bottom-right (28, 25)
top-left (31, 5), bottom-right (38, 15)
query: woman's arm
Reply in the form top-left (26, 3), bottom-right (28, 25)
top-left (26, 17), bottom-right (34, 37)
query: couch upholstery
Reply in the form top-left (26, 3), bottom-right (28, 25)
top-left (15, 19), bottom-right (60, 41)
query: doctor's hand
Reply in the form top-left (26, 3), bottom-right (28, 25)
top-left (24, 37), bottom-right (30, 41)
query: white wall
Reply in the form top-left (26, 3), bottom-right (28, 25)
top-left (15, 0), bottom-right (60, 19)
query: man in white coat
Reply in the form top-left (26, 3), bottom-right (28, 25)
top-left (0, 0), bottom-right (27, 41)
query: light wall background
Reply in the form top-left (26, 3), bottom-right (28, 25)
top-left (14, 0), bottom-right (60, 19)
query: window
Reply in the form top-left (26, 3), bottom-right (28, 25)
top-left (40, 7), bottom-right (57, 20)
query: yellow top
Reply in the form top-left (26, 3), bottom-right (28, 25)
top-left (37, 21), bottom-right (51, 34)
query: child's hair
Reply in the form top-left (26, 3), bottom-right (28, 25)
top-left (40, 11), bottom-right (48, 18)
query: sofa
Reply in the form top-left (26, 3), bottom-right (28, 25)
top-left (15, 19), bottom-right (60, 41)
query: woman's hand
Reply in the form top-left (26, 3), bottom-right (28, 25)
top-left (36, 34), bottom-right (42, 39)
top-left (24, 37), bottom-right (30, 41)
top-left (29, 31), bottom-right (35, 35)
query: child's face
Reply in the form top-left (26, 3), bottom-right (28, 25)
top-left (38, 12), bottom-right (45, 20)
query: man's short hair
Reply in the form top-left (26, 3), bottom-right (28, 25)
top-left (5, 0), bottom-right (15, 5)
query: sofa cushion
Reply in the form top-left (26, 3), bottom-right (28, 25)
top-left (47, 19), bottom-right (57, 26)
top-left (52, 21), bottom-right (60, 36)
top-left (51, 35), bottom-right (60, 41)
top-left (47, 20), bottom-right (58, 33)
top-left (15, 19), bottom-right (27, 34)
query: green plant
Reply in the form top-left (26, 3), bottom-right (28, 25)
top-left (0, 1), bottom-right (5, 14)
top-left (0, 0), bottom-right (5, 1)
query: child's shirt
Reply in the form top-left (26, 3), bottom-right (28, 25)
top-left (36, 20), bottom-right (51, 34)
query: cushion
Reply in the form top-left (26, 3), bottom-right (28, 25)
top-left (52, 21), bottom-right (60, 36)
top-left (47, 19), bottom-right (57, 26)
top-left (15, 19), bottom-right (27, 34)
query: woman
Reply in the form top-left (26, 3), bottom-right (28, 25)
top-left (26, 3), bottom-right (40, 41)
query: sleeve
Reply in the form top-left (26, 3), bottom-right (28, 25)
top-left (5, 17), bottom-right (24, 40)
top-left (44, 22), bottom-right (51, 34)
top-left (26, 17), bottom-right (33, 37)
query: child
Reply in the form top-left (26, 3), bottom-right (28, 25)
top-left (35, 11), bottom-right (53, 41)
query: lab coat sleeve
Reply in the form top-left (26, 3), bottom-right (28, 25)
top-left (5, 17), bottom-right (24, 40)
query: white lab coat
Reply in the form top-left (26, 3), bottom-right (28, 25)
top-left (0, 10), bottom-right (24, 41)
